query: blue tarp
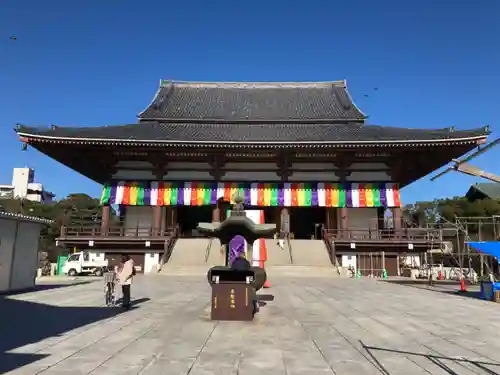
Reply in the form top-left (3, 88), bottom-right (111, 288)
top-left (467, 241), bottom-right (500, 261)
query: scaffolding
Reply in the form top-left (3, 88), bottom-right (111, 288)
top-left (430, 215), bottom-right (500, 282)
top-left (430, 136), bottom-right (500, 182)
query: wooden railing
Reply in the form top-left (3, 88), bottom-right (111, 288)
top-left (159, 224), bottom-right (180, 270)
top-left (204, 238), bottom-right (214, 263)
top-left (322, 229), bottom-right (337, 266)
top-left (60, 224), bottom-right (175, 238)
top-left (323, 228), bottom-right (443, 242)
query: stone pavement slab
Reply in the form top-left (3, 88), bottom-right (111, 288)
top-left (2, 274), bottom-right (500, 374)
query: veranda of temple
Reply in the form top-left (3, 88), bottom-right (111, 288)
top-left (16, 80), bottom-right (490, 274)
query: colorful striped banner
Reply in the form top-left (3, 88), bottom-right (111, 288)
top-left (100, 182), bottom-right (402, 207)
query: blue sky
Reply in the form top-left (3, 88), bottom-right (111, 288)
top-left (1, 0), bottom-right (498, 204)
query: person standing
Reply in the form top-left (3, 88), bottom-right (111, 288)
top-left (118, 254), bottom-right (135, 310)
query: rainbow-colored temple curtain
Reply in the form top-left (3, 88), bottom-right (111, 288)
top-left (100, 182), bottom-right (402, 208)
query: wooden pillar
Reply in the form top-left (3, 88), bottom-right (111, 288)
top-left (325, 208), bottom-right (337, 239)
top-left (153, 166), bottom-right (166, 235)
top-left (393, 207), bottom-right (402, 238)
top-left (101, 205), bottom-right (110, 236)
top-left (281, 207), bottom-right (290, 239)
top-left (165, 207), bottom-right (177, 229)
top-left (339, 207), bottom-right (348, 239)
top-left (275, 207), bottom-right (282, 233)
top-left (153, 206), bottom-right (162, 236)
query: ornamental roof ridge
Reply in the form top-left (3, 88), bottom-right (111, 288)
top-left (159, 79), bottom-right (347, 89)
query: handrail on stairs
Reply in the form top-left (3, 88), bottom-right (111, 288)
top-left (157, 225), bottom-right (179, 272)
top-left (204, 237), bottom-right (214, 263)
top-left (286, 235), bottom-right (294, 264)
top-left (323, 229), bottom-right (342, 274)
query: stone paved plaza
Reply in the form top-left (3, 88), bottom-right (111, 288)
top-left (2, 274), bottom-right (500, 375)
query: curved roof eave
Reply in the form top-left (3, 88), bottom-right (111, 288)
top-left (17, 131), bottom-right (488, 147)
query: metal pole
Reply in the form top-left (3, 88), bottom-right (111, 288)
top-left (479, 220), bottom-right (484, 278)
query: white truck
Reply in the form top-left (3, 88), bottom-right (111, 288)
top-left (62, 251), bottom-right (109, 276)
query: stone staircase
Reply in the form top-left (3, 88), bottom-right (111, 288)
top-left (162, 238), bottom-right (209, 267)
top-left (289, 239), bottom-right (333, 267)
top-left (265, 239), bottom-right (292, 266)
top-left (205, 238), bottom-right (226, 266)
top-left (158, 237), bottom-right (346, 277)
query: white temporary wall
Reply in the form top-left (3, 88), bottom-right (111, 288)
top-left (244, 210), bottom-right (263, 267)
top-left (341, 253), bottom-right (357, 270)
top-left (0, 218), bottom-right (44, 292)
top-left (144, 252), bottom-right (159, 273)
top-left (10, 222), bottom-right (40, 291)
top-left (0, 219), bottom-right (17, 292)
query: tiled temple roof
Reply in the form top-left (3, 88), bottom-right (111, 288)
top-left (138, 80), bottom-right (366, 121)
top-left (16, 79), bottom-right (490, 148)
top-left (17, 122), bottom-right (490, 147)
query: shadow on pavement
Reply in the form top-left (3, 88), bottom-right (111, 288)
top-left (0, 280), bottom-right (96, 296)
top-left (0, 291), bottom-right (149, 373)
top-left (256, 294), bottom-right (274, 308)
top-left (439, 290), bottom-right (482, 299)
top-left (382, 279), bottom-right (462, 286)
top-left (360, 342), bottom-right (500, 375)
top-left (256, 294), bottom-right (275, 302)
top-left (380, 279), bottom-right (483, 300)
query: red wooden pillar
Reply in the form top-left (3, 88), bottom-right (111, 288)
top-left (153, 206), bottom-right (162, 236)
top-left (101, 205), bottom-right (110, 236)
top-left (393, 207), bottom-right (402, 238)
top-left (339, 207), bottom-right (348, 239)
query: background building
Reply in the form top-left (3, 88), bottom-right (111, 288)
top-left (0, 168), bottom-right (54, 203)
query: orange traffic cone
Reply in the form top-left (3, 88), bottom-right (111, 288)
top-left (439, 271), bottom-right (444, 280)
top-left (459, 278), bottom-right (467, 293)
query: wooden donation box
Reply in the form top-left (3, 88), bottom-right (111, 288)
top-left (210, 269), bottom-right (255, 321)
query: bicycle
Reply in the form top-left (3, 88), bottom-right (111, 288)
top-left (104, 271), bottom-right (118, 307)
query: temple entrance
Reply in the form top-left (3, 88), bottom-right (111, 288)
top-left (177, 206), bottom-right (212, 237)
top-left (290, 207), bottom-right (326, 239)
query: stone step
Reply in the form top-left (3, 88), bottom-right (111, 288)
top-left (158, 265), bottom-right (344, 278)
top-left (289, 239), bottom-right (332, 266)
top-left (265, 265), bottom-right (340, 278)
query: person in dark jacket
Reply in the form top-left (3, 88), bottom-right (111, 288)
top-left (230, 254), bottom-right (258, 315)
top-left (230, 253), bottom-right (251, 271)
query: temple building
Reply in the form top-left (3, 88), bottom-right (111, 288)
top-left (16, 80), bottom-right (490, 274)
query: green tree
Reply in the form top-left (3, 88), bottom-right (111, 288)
top-left (404, 196), bottom-right (500, 227)
top-left (0, 194), bottom-right (105, 260)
